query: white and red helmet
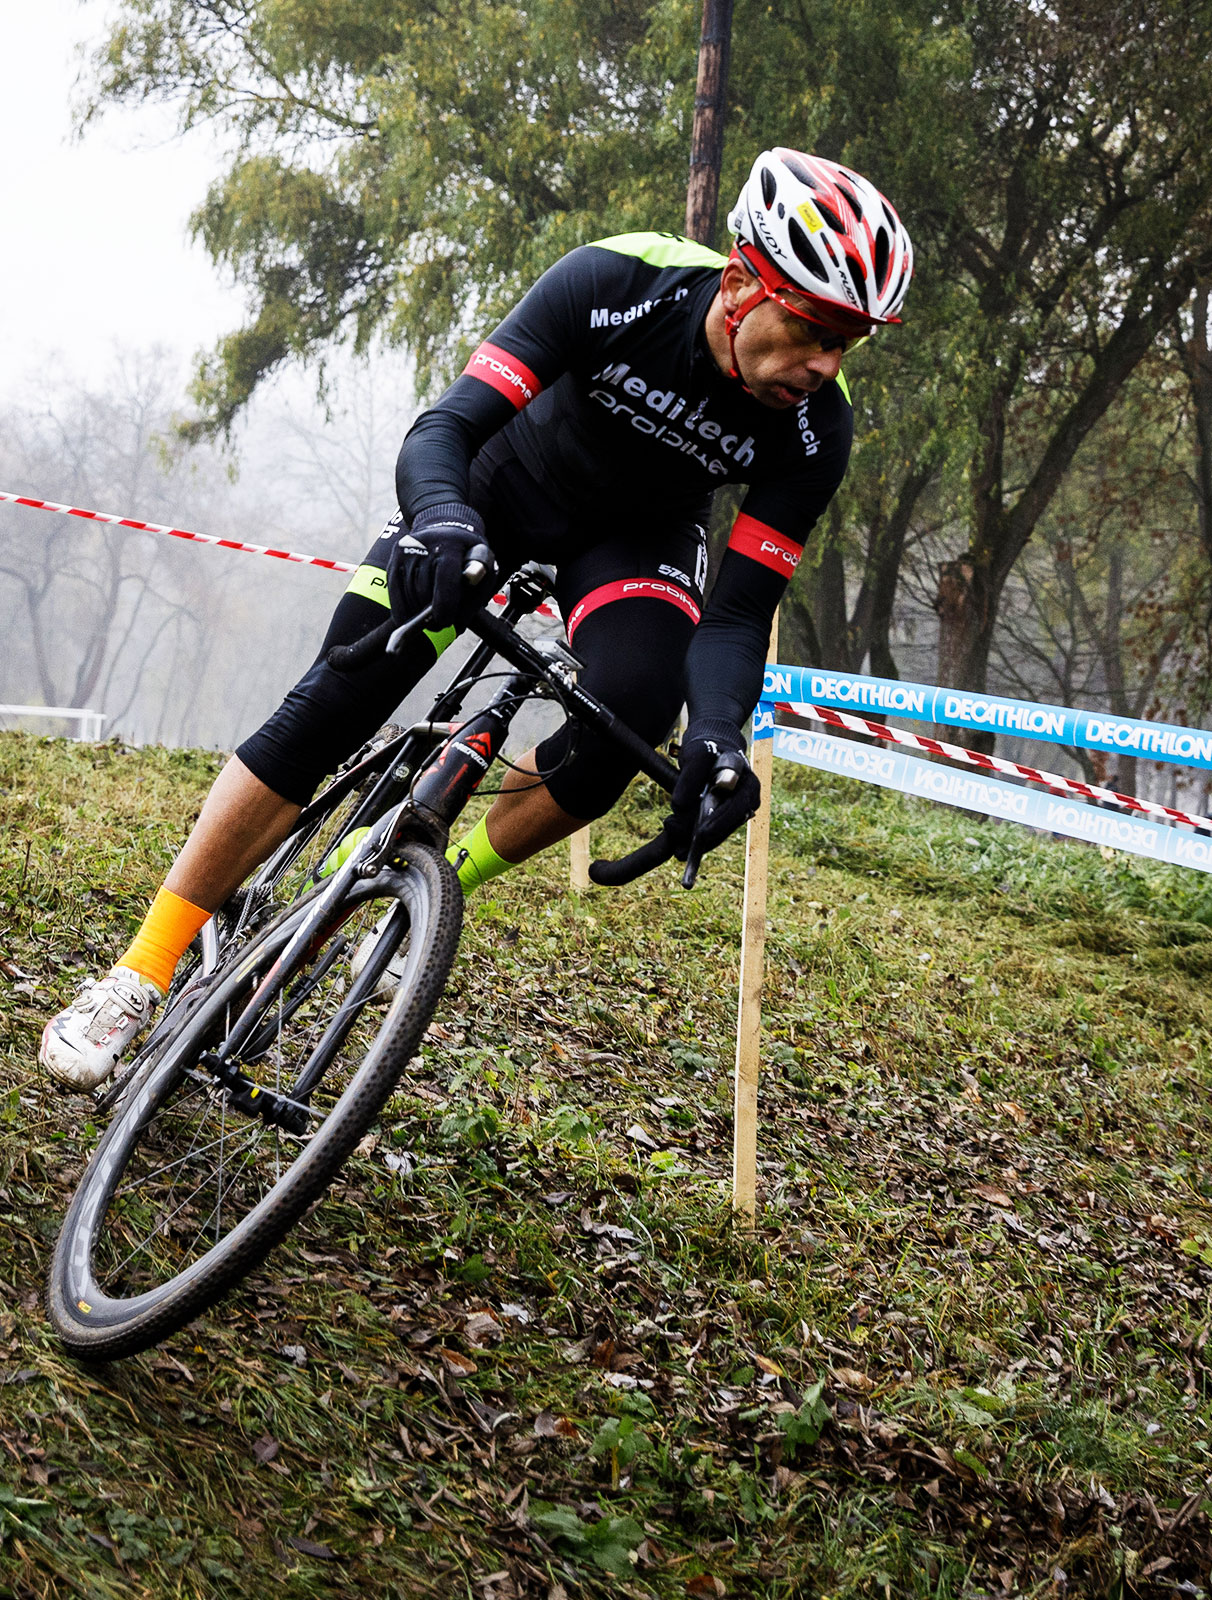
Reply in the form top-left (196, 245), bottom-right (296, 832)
top-left (726, 148), bottom-right (913, 336)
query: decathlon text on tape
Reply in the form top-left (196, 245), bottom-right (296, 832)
top-left (759, 665), bottom-right (1212, 770)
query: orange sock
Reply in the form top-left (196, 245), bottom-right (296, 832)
top-left (118, 887), bottom-right (212, 995)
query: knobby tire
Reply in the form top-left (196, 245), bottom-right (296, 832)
top-left (47, 841), bottom-right (462, 1361)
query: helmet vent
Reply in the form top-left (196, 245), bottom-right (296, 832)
top-left (760, 165), bottom-right (779, 208)
top-left (873, 227), bottom-right (891, 292)
top-left (815, 196), bottom-right (846, 233)
top-left (787, 217), bottom-right (831, 282)
top-left (846, 255), bottom-right (870, 311)
top-left (782, 152), bottom-right (818, 190)
top-left (836, 181), bottom-right (863, 222)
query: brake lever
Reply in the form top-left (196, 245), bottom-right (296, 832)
top-left (680, 759), bottom-right (741, 889)
top-left (385, 602), bottom-right (436, 655)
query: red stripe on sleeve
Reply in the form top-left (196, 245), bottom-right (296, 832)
top-left (727, 513), bottom-right (804, 576)
top-left (461, 341), bottom-right (542, 409)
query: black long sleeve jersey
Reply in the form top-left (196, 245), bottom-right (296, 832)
top-left (396, 232), bottom-right (854, 728)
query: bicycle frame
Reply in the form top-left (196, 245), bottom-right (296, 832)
top-left (196, 563), bottom-right (678, 978)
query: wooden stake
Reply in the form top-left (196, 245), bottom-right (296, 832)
top-left (733, 613), bottom-right (778, 1226)
top-left (570, 826), bottom-right (591, 891)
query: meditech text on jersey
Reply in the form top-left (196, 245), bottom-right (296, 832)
top-left (588, 288), bottom-right (690, 329)
top-left (589, 362), bottom-right (756, 475)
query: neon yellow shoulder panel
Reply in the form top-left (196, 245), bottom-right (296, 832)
top-left (590, 232), bottom-right (728, 271)
top-left (837, 370), bottom-right (852, 405)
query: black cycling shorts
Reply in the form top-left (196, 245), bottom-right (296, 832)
top-left (237, 436), bottom-right (709, 818)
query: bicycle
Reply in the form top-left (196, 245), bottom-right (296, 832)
top-left (46, 556), bottom-right (740, 1360)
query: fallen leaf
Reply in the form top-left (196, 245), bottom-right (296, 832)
top-left (252, 1435), bottom-right (281, 1464)
top-left (437, 1348), bottom-right (477, 1376)
top-left (971, 1183), bottom-right (1015, 1208)
top-left (686, 1577), bottom-right (726, 1597)
top-left (579, 1213), bottom-right (640, 1243)
top-left (465, 1310), bottom-right (503, 1346)
top-left (287, 1536), bottom-right (337, 1560)
top-left (467, 1398), bottom-right (517, 1433)
top-left (830, 1366), bottom-right (872, 1392)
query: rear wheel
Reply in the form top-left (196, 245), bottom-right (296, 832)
top-left (47, 840), bottom-right (461, 1361)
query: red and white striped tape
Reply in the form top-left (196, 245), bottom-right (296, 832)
top-left (777, 703), bottom-right (1212, 836)
top-left (0, 490), bottom-right (359, 574)
top-left (0, 490), bottom-right (559, 619)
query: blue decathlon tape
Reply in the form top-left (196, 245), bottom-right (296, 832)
top-left (756, 666), bottom-right (1212, 770)
top-left (767, 724), bottom-right (1212, 877)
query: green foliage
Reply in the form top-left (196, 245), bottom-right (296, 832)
top-left (82, 0), bottom-right (1212, 711)
top-left (778, 1378), bottom-right (831, 1453)
top-left (530, 1505), bottom-right (647, 1576)
top-left (87, 0), bottom-right (696, 428)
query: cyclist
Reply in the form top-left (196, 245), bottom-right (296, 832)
top-left (40, 148), bottom-right (913, 1090)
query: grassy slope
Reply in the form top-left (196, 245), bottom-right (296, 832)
top-left (0, 731), bottom-right (1209, 1600)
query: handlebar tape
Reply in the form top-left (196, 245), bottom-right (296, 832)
top-left (326, 616), bottom-right (396, 672)
top-left (589, 751), bottom-right (747, 888)
top-left (588, 832), bottom-right (675, 886)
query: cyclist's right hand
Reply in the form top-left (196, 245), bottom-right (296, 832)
top-left (388, 502), bottom-right (498, 631)
top-left (589, 746), bottom-right (756, 890)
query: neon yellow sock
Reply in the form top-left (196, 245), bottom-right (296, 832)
top-left (118, 886), bottom-right (212, 995)
top-left (445, 815), bottom-right (513, 893)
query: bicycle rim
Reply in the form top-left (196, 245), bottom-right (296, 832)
top-left (48, 841), bottom-right (461, 1359)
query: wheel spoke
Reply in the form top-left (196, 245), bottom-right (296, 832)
top-left (108, 1130), bottom-right (264, 1279)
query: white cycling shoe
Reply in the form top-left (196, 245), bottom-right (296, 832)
top-left (349, 914), bottom-right (409, 1001)
top-left (39, 966), bottom-right (163, 1092)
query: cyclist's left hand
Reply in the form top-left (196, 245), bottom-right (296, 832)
top-left (666, 718), bottom-right (761, 858)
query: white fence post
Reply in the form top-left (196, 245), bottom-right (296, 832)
top-left (0, 705), bottom-right (107, 741)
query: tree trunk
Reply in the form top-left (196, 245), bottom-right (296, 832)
top-left (1179, 283), bottom-right (1212, 566)
top-left (777, 584), bottom-right (822, 668)
top-left (849, 448), bottom-right (940, 678)
top-left (935, 261), bottom-right (1203, 744)
top-left (684, 0), bottom-right (733, 246)
top-left (934, 555), bottom-right (998, 748)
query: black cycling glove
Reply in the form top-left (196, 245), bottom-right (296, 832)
top-left (666, 716), bottom-right (761, 858)
top-left (387, 502), bottom-right (497, 630)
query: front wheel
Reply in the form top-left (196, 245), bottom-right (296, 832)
top-left (47, 841), bottom-right (462, 1361)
